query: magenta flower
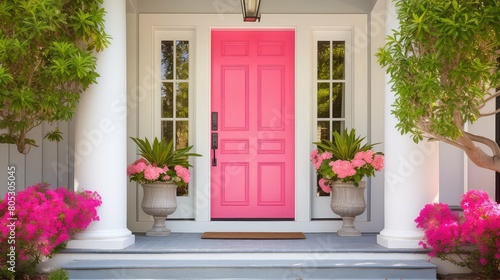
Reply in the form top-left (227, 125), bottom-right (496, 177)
top-left (415, 190), bottom-right (500, 278)
top-left (0, 183), bottom-right (101, 270)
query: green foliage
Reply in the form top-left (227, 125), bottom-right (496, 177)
top-left (0, 266), bottom-right (14, 280)
top-left (315, 128), bottom-right (376, 160)
top-left (0, 0), bottom-right (110, 154)
top-left (47, 268), bottom-right (69, 280)
top-left (377, 0), bottom-right (500, 143)
top-left (131, 137), bottom-right (201, 168)
top-left (0, 267), bottom-right (69, 280)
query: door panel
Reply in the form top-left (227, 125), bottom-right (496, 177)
top-left (211, 30), bottom-right (295, 219)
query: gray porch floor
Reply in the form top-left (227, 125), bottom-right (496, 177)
top-left (63, 232), bottom-right (427, 255)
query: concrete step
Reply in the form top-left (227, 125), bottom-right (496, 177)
top-left (63, 258), bottom-right (437, 279)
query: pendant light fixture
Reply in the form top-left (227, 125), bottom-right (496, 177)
top-left (241, 0), bottom-right (261, 22)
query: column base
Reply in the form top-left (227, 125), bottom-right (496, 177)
top-left (67, 235), bottom-right (135, 250)
top-left (377, 233), bottom-right (421, 249)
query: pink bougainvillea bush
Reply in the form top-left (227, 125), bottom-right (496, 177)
top-left (415, 190), bottom-right (500, 279)
top-left (0, 183), bottom-right (101, 276)
top-left (311, 128), bottom-right (384, 193)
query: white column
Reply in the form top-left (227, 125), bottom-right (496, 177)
top-left (69, 0), bottom-right (135, 249)
top-left (377, 0), bottom-right (439, 248)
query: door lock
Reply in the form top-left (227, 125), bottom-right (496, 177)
top-left (211, 112), bottom-right (218, 131)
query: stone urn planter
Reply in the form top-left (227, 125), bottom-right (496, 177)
top-left (141, 182), bottom-right (177, 236)
top-left (330, 181), bottom-right (367, 236)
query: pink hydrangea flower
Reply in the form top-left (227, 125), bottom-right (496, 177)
top-left (363, 150), bottom-right (374, 163)
top-left (127, 158), bottom-right (148, 176)
top-left (321, 152), bottom-right (333, 160)
top-left (371, 154), bottom-right (384, 171)
top-left (144, 165), bottom-right (164, 181)
top-left (310, 149), bottom-right (323, 169)
top-left (330, 160), bottom-right (356, 179)
top-left (318, 178), bottom-right (332, 193)
top-left (174, 165), bottom-right (191, 183)
top-left (354, 151), bottom-right (365, 161)
top-left (352, 159), bottom-right (365, 168)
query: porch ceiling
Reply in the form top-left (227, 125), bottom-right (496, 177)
top-left (127, 0), bottom-right (379, 14)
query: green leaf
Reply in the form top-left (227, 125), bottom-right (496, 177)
top-left (314, 128), bottom-right (378, 160)
top-left (44, 128), bottom-right (63, 142)
top-left (130, 137), bottom-right (202, 168)
top-left (0, 0), bottom-right (110, 154)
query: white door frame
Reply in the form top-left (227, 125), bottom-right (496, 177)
top-left (128, 13), bottom-right (385, 233)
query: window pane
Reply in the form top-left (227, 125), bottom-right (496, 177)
top-left (176, 82), bottom-right (189, 118)
top-left (177, 185), bottom-right (188, 196)
top-left (332, 121), bottom-right (344, 136)
top-left (161, 41), bottom-right (174, 80)
top-left (317, 41), bottom-right (330, 80)
top-left (176, 121), bottom-right (189, 149)
top-left (161, 121), bottom-right (174, 143)
top-left (317, 121), bottom-right (330, 142)
top-left (332, 83), bottom-right (345, 118)
top-left (176, 41), bottom-right (189, 80)
top-left (161, 82), bottom-right (174, 118)
top-left (331, 41), bottom-right (345, 80)
top-left (317, 83), bottom-right (330, 118)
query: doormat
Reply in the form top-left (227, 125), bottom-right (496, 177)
top-left (201, 232), bottom-right (306, 239)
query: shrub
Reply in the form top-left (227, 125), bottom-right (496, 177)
top-left (0, 183), bottom-right (101, 277)
top-left (415, 190), bottom-right (500, 278)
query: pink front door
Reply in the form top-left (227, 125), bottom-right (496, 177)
top-left (210, 30), bottom-right (295, 219)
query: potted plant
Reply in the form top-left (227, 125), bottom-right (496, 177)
top-left (127, 137), bottom-right (201, 236)
top-left (311, 128), bottom-right (384, 236)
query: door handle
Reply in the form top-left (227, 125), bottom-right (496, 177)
top-left (212, 133), bottom-right (218, 149)
top-left (211, 133), bottom-right (218, 166)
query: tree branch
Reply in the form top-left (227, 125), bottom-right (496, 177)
top-left (480, 107), bottom-right (500, 117)
top-left (453, 111), bottom-right (500, 172)
top-left (483, 89), bottom-right (500, 103)
top-left (463, 131), bottom-right (500, 156)
top-left (479, 90), bottom-right (500, 116)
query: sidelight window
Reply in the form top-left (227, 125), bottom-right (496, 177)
top-left (314, 31), bottom-right (352, 197)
